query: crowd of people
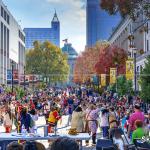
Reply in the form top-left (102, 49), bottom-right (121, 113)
top-left (0, 85), bottom-right (149, 150)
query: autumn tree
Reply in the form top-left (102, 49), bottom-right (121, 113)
top-left (100, 0), bottom-right (150, 20)
top-left (95, 45), bottom-right (128, 75)
top-left (73, 41), bottom-right (109, 84)
top-left (26, 41), bottom-right (69, 83)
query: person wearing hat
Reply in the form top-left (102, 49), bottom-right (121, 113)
top-left (128, 104), bottom-right (145, 138)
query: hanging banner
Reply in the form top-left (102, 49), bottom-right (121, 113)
top-left (126, 59), bottom-right (134, 80)
top-left (110, 68), bottom-right (116, 84)
top-left (7, 70), bottom-right (12, 81)
top-left (101, 74), bottom-right (106, 86)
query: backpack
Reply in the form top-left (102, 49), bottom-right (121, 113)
top-left (29, 115), bottom-right (35, 128)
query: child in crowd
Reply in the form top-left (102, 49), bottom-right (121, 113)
top-left (132, 120), bottom-right (145, 143)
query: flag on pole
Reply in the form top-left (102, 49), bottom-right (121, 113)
top-left (110, 68), bottom-right (116, 84)
top-left (62, 39), bottom-right (68, 43)
top-left (126, 59), bottom-right (134, 80)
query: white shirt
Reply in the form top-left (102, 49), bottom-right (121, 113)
top-left (99, 112), bottom-right (109, 127)
top-left (3, 113), bottom-right (12, 126)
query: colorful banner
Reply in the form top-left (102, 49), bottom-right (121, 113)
top-left (7, 70), bottom-right (12, 81)
top-left (110, 68), bottom-right (116, 84)
top-left (92, 75), bottom-right (99, 85)
top-left (13, 70), bottom-right (19, 81)
top-left (126, 59), bottom-right (134, 80)
top-left (101, 74), bottom-right (106, 86)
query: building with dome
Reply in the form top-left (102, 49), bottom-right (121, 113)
top-left (62, 43), bottom-right (78, 84)
top-left (24, 11), bottom-right (60, 49)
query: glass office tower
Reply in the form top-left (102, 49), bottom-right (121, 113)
top-left (24, 11), bottom-right (60, 49)
top-left (86, 0), bottom-right (120, 47)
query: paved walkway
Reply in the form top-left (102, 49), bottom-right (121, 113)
top-left (0, 116), bottom-right (97, 150)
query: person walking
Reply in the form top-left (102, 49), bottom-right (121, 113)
top-left (128, 104), bottom-right (145, 139)
top-left (3, 107), bottom-right (14, 133)
top-left (71, 106), bottom-right (85, 132)
top-left (86, 104), bottom-right (100, 145)
top-left (99, 108), bottom-right (109, 138)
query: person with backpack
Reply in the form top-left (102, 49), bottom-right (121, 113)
top-left (29, 109), bottom-right (38, 133)
top-left (20, 107), bottom-right (32, 132)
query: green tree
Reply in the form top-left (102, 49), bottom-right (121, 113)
top-left (26, 41), bottom-right (69, 83)
top-left (116, 75), bottom-right (133, 96)
top-left (140, 56), bottom-right (150, 103)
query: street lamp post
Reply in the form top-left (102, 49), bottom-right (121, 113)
top-left (24, 66), bottom-right (26, 91)
top-left (133, 50), bottom-right (137, 95)
top-left (128, 33), bottom-right (137, 95)
top-left (32, 69), bottom-right (34, 92)
top-left (115, 63), bottom-right (118, 93)
top-left (11, 60), bottom-right (14, 93)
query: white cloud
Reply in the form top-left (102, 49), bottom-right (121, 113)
top-left (46, 0), bottom-right (86, 52)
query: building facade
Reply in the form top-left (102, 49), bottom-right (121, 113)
top-left (62, 43), bottom-right (78, 85)
top-left (108, 15), bottom-right (150, 90)
top-left (86, 0), bottom-right (120, 47)
top-left (24, 11), bottom-right (60, 49)
top-left (0, 0), bottom-right (25, 85)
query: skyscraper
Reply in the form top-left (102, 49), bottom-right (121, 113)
top-left (86, 0), bottom-right (120, 47)
top-left (24, 11), bottom-right (60, 49)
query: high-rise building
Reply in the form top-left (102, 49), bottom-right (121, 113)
top-left (24, 11), bottom-right (60, 49)
top-left (86, 0), bottom-right (120, 47)
top-left (0, 0), bottom-right (25, 85)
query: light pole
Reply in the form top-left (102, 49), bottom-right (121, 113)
top-left (11, 60), bottom-right (14, 93)
top-left (128, 33), bottom-right (137, 95)
top-left (133, 48), bottom-right (137, 95)
top-left (24, 66), bottom-right (26, 91)
top-left (32, 69), bottom-right (34, 92)
top-left (115, 62), bottom-right (118, 93)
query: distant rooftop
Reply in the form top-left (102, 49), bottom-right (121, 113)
top-left (62, 43), bottom-right (78, 58)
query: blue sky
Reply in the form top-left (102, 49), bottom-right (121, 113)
top-left (3, 0), bottom-right (86, 53)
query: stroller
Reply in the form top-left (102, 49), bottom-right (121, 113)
top-left (109, 128), bottom-right (136, 150)
top-left (133, 139), bottom-right (150, 150)
top-left (96, 128), bottom-right (136, 150)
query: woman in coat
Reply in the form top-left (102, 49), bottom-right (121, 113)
top-left (3, 107), bottom-right (14, 133)
top-left (71, 106), bottom-right (85, 132)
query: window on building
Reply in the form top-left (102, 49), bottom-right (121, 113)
top-left (7, 29), bottom-right (9, 57)
top-left (1, 6), bottom-right (4, 17)
top-left (146, 23), bottom-right (148, 34)
top-left (130, 24), bottom-right (132, 33)
top-left (4, 25), bottom-right (6, 54)
top-left (4, 10), bottom-right (6, 21)
top-left (1, 22), bottom-right (3, 53)
top-left (147, 40), bottom-right (149, 51)
top-left (7, 14), bottom-right (9, 24)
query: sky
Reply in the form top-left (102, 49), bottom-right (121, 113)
top-left (3, 0), bottom-right (86, 53)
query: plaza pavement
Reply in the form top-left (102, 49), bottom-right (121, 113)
top-left (0, 115), bottom-right (97, 150)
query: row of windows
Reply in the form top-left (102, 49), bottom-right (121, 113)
top-left (0, 22), bottom-right (9, 76)
top-left (1, 6), bottom-right (9, 25)
top-left (19, 30), bottom-right (25, 43)
top-left (1, 22), bottom-right (9, 56)
top-left (19, 42), bottom-right (25, 66)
